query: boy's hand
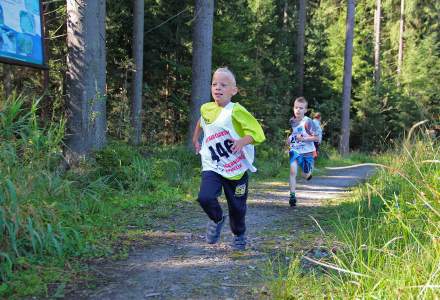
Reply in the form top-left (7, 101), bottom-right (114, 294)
top-left (285, 136), bottom-right (291, 146)
top-left (231, 136), bottom-right (253, 153)
top-left (193, 141), bottom-right (201, 154)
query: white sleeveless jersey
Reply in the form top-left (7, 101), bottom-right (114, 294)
top-left (200, 102), bottom-right (256, 177)
top-left (289, 116), bottom-right (316, 154)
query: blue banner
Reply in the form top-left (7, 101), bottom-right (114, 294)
top-left (0, 0), bottom-right (45, 67)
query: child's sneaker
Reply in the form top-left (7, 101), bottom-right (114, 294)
top-left (231, 234), bottom-right (246, 251)
top-left (289, 194), bottom-right (297, 207)
top-left (306, 174), bottom-right (313, 181)
top-left (206, 215), bottom-right (226, 244)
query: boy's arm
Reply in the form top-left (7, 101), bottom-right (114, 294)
top-left (297, 119), bottom-right (319, 142)
top-left (232, 104), bottom-right (266, 146)
top-left (285, 134), bottom-right (292, 147)
top-left (231, 135), bottom-right (254, 153)
top-left (192, 119), bottom-right (202, 154)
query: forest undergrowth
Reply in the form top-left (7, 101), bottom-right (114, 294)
top-left (269, 131), bottom-right (440, 298)
top-left (0, 96), bottom-right (422, 299)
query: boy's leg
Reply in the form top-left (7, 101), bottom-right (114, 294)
top-left (289, 150), bottom-right (299, 206)
top-left (289, 161), bottom-right (298, 193)
top-left (313, 142), bottom-right (319, 161)
top-left (299, 155), bottom-right (314, 180)
top-left (222, 172), bottom-right (248, 237)
top-left (198, 171), bottom-right (227, 244)
top-left (198, 171), bottom-right (224, 222)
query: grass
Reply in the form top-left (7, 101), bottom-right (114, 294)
top-left (0, 96), bottom-right (201, 298)
top-left (0, 95), bottom-right (392, 298)
top-left (267, 134), bottom-right (440, 299)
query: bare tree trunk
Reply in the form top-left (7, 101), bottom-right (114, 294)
top-left (283, 0), bottom-right (288, 31)
top-left (339, 0), bottom-right (356, 156)
top-left (131, 0), bottom-right (144, 146)
top-left (65, 0), bottom-right (107, 164)
top-left (188, 0), bottom-right (214, 147)
top-left (374, 0), bottom-right (381, 96)
top-left (397, 0), bottom-right (404, 80)
top-left (296, 0), bottom-right (306, 96)
top-left (40, 2), bottom-right (51, 123)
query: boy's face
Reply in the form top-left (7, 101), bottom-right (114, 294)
top-left (211, 71), bottom-right (237, 107)
top-left (293, 101), bottom-right (307, 119)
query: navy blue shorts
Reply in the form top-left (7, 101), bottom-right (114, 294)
top-left (197, 171), bottom-right (248, 236)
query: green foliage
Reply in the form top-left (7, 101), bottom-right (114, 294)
top-left (2, 0), bottom-right (438, 151)
top-left (0, 97), bottom-right (200, 298)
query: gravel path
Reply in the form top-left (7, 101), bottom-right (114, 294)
top-left (66, 164), bottom-right (376, 300)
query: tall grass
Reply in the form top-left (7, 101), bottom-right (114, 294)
top-left (0, 96), bottom-right (200, 297)
top-left (270, 134), bottom-right (439, 298)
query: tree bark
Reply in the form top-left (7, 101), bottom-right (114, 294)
top-left (131, 0), bottom-right (145, 146)
top-left (339, 0), bottom-right (356, 156)
top-left (283, 0), bottom-right (288, 31)
top-left (374, 0), bottom-right (381, 96)
top-left (188, 0), bottom-right (214, 147)
top-left (397, 0), bottom-right (404, 79)
top-left (65, 0), bottom-right (107, 164)
top-left (296, 0), bottom-right (306, 96)
top-left (40, 2), bottom-right (51, 123)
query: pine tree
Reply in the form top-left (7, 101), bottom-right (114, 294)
top-left (65, 0), bottom-right (107, 163)
top-left (131, 0), bottom-right (145, 145)
top-left (188, 0), bottom-right (214, 147)
top-left (340, 0), bottom-right (356, 156)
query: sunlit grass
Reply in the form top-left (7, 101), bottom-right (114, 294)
top-left (0, 96), bottom-right (200, 298)
top-left (268, 134), bottom-right (440, 298)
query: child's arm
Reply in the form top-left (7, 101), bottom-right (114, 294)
top-left (231, 135), bottom-right (254, 153)
top-left (231, 104), bottom-right (266, 147)
top-left (296, 119), bottom-right (319, 142)
top-left (296, 134), bottom-right (319, 143)
top-left (192, 119), bottom-right (202, 154)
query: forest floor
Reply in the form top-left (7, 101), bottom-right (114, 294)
top-left (65, 164), bottom-right (376, 300)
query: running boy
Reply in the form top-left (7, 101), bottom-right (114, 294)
top-left (192, 67), bottom-right (265, 251)
top-left (286, 97), bottom-right (319, 207)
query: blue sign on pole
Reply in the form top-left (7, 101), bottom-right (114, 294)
top-left (0, 0), bottom-right (46, 69)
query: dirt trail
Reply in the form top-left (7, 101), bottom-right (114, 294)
top-left (67, 164), bottom-right (376, 300)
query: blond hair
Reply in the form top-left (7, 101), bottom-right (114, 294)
top-left (213, 67), bottom-right (236, 86)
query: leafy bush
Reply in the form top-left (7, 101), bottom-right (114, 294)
top-left (0, 97), bottom-right (199, 297)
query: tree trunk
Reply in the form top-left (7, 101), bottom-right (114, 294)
top-left (131, 0), bottom-right (144, 146)
top-left (283, 0), bottom-right (288, 31)
top-left (65, 0), bottom-right (107, 164)
top-left (188, 0), bottom-right (214, 147)
top-left (339, 0), bottom-right (356, 156)
top-left (397, 0), bottom-right (404, 79)
top-left (296, 0), bottom-right (306, 96)
top-left (40, 2), bottom-right (51, 124)
top-left (374, 0), bottom-right (381, 96)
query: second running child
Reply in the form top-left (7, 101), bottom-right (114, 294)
top-left (286, 97), bottom-right (319, 207)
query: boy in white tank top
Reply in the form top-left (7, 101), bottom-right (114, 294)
top-left (192, 67), bottom-right (265, 250)
top-left (286, 97), bottom-right (320, 207)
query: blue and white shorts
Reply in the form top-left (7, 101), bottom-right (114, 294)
top-left (289, 150), bottom-right (314, 174)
